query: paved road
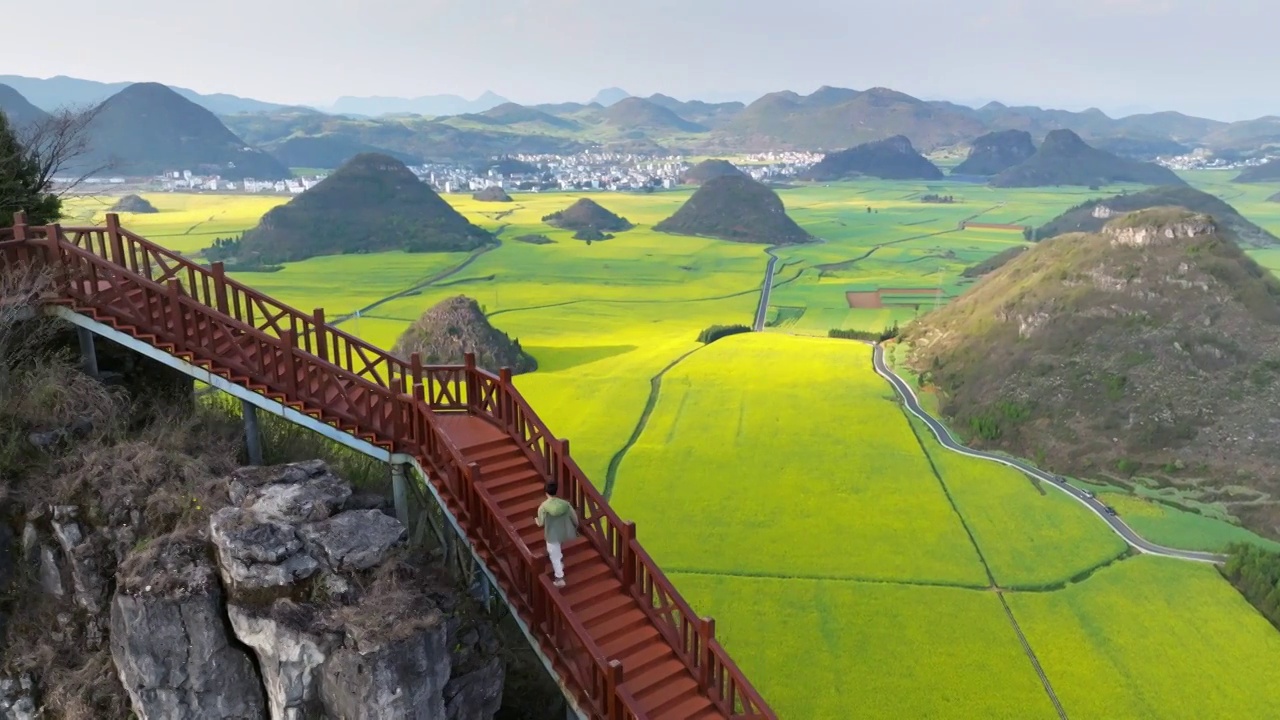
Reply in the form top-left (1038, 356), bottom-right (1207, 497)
top-left (871, 343), bottom-right (1226, 565)
top-left (753, 250), bottom-right (780, 331)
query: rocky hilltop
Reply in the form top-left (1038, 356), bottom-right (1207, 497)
top-left (233, 153), bottom-right (493, 265)
top-left (952, 130), bottom-right (1036, 176)
top-left (902, 208), bottom-right (1280, 537)
top-left (107, 194), bottom-right (158, 214)
top-left (1034, 185), bottom-right (1279, 248)
top-left (393, 295), bottom-right (537, 374)
top-left (990, 129), bottom-right (1186, 188)
top-left (1270, 192), bottom-right (1280, 203)
top-left (683, 158), bottom-right (745, 185)
top-left (803, 136), bottom-right (944, 181)
top-left (654, 174), bottom-right (812, 244)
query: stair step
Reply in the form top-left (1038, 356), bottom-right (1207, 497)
top-left (641, 676), bottom-right (701, 715)
top-left (493, 483), bottom-right (544, 507)
top-left (589, 606), bottom-right (649, 640)
top-left (618, 643), bottom-right (675, 677)
top-left (579, 593), bottom-right (638, 627)
top-left (568, 575), bottom-right (622, 608)
top-left (467, 444), bottom-right (525, 464)
top-left (659, 693), bottom-right (717, 719)
top-left (628, 657), bottom-right (689, 697)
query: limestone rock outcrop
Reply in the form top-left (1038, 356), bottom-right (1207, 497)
top-left (109, 534), bottom-right (267, 719)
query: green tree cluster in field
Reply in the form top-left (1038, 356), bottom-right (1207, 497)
top-left (1223, 543), bottom-right (1280, 627)
top-left (697, 324), bottom-right (751, 344)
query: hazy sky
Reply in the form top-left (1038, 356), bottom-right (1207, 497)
top-left (8, 0), bottom-right (1274, 120)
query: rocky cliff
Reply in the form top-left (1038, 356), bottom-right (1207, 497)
top-left (2, 456), bottom-right (505, 719)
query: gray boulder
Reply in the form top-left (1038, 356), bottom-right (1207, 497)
top-left (243, 474), bottom-right (352, 525)
top-left (109, 534), bottom-right (266, 719)
top-left (301, 510), bottom-right (406, 572)
top-left (319, 614), bottom-right (451, 720)
top-left (209, 507), bottom-right (321, 593)
top-left (227, 460), bottom-right (330, 506)
top-left (227, 601), bottom-right (341, 720)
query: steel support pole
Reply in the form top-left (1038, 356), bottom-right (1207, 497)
top-left (76, 327), bottom-right (98, 378)
top-left (242, 399), bottom-right (263, 465)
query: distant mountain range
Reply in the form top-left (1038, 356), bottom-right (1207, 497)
top-left (3, 74), bottom-right (1279, 179)
top-left (0, 74), bottom-right (289, 115)
top-left (324, 91), bottom-right (510, 118)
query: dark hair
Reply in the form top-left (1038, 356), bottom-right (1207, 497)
top-left (545, 481), bottom-right (558, 496)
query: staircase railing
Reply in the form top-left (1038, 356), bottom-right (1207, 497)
top-left (0, 212), bottom-right (774, 719)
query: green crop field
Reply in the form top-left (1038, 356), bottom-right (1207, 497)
top-left (65, 172), bottom-right (1280, 718)
top-left (1006, 556), bottom-right (1280, 719)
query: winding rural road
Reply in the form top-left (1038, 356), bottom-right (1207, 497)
top-left (753, 249), bottom-right (780, 331)
top-left (870, 344), bottom-right (1227, 565)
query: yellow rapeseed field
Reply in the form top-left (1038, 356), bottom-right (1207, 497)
top-left (1006, 556), bottom-right (1280, 719)
top-left (612, 332), bottom-right (987, 586)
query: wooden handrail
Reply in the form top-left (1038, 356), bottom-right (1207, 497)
top-left (1, 213), bottom-right (775, 720)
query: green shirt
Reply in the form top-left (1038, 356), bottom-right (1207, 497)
top-left (536, 497), bottom-right (579, 545)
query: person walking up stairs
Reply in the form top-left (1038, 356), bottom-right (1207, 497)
top-left (535, 482), bottom-right (579, 588)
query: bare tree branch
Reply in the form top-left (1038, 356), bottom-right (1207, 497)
top-left (0, 102), bottom-right (114, 218)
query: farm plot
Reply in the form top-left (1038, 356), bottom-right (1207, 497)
top-left (611, 332), bottom-right (987, 585)
top-left (671, 573), bottom-right (1056, 720)
top-left (1006, 556), bottom-right (1280, 719)
top-left (908, 417), bottom-right (1129, 588)
top-left (63, 193), bottom-right (289, 255)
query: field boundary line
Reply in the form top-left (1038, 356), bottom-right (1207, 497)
top-left (997, 593), bottom-right (1070, 720)
top-left (665, 567), bottom-right (989, 591)
top-left (902, 411), bottom-right (1000, 587)
top-left (905, 413), bottom-right (1070, 720)
top-left (603, 344), bottom-right (709, 499)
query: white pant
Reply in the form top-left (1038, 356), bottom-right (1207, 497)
top-left (547, 542), bottom-right (564, 580)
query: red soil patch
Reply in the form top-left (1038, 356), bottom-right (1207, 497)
top-left (846, 287), bottom-right (940, 308)
top-left (847, 291), bottom-right (883, 309)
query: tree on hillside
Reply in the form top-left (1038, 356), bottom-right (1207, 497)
top-left (0, 105), bottom-right (105, 227)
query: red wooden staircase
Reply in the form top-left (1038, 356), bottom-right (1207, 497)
top-left (0, 212), bottom-right (774, 720)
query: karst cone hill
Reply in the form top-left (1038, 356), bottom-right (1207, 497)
top-left (683, 158), bottom-right (746, 184)
top-left (990, 129), bottom-right (1186, 188)
top-left (803, 135), bottom-right (944, 181)
top-left (902, 208), bottom-right (1280, 511)
top-left (237, 153), bottom-right (493, 264)
top-left (472, 186), bottom-right (513, 202)
top-left (952, 130), bottom-right (1037, 176)
top-left (393, 295), bottom-right (537, 375)
top-left (541, 198), bottom-right (633, 232)
top-left (82, 82), bottom-right (289, 179)
top-left (654, 174), bottom-right (812, 244)
top-left (108, 194), bottom-right (159, 213)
